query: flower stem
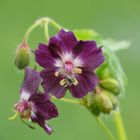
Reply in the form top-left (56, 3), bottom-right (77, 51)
top-left (51, 96), bottom-right (81, 104)
top-left (44, 21), bottom-right (49, 42)
top-left (52, 96), bottom-right (116, 140)
top-left (95, 117), bottom-right (116, 140)
top-left (113, 111), bottom-right (127, 140)
top-left (23, 19), bottom-right (42, 43)
top-left (22, 17), bottom-right (62, 44)
top-left (49, 19), bottom-right (62, 30)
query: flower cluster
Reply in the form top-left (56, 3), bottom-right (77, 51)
top-left (12, 28), bottom-right (105, 134)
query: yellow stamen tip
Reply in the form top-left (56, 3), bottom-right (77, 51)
top-left (60, 79), bottom-right (66, 86)
top-left (73, 68), bottom-right (82, 74)
top-left (73, 78), bottom-right (78, 86)
top-left (8, 111), bottom-right (19, 120)
top-left (54, 71), bottom-right (59, 77)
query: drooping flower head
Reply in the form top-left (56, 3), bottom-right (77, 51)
top-left (11, 67), bottom-right (58, 134)
top-left (35, 29), bottom-right (105, 98)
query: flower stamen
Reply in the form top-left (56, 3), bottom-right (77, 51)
top-left (60, 79), bottom-right (66, 86)
top-left (54, 71), bottom-right (59, 77)
top-left (73, 68), bottom-right (82, 74)
top-left (72, 78), bottom-right (78, 86)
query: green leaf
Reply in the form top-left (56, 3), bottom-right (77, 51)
top-left (73, 29), bottom-right (102, 43)
top-left (102, 39), bottom-right (130, 52)
top-left (97, 47), bottom-right (127, 95)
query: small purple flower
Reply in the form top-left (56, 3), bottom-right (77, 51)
top-left (14, 67), bottom-right (58, 134)
top-left (35, 29), bottom-right (105, 98)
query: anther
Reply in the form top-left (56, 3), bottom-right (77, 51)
top-left (72, 78), bottom-right (78, 86)
top-left (54, 71), bottom-right (59, 77)
top-left (73, 68), bottom-right (82, 74)
top-left (60, 79), bottom-right (66, 86)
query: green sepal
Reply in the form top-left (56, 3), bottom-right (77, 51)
top-left (103, 90), bottom-right (119, 110)
top-left (94, 92), bottom-right (113, 114)
top-left (99, 78), bottom-right (120, 95)
top-left (81, 94), bottom-right (101, 116)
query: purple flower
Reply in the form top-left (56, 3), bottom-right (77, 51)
top-left (14, 67), bottom-right (58, 134)
top-left (35, 29), bottom-right (105, 98)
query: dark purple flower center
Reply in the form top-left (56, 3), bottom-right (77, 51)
top-left (15, 101), bottom-right (31, 119)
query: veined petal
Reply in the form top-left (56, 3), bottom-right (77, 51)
top-left (73, 41), bottom-right (105, 70)
top-left (20, 67), bottom-right (42, 100)
top-left (31, 115), bottom-right (53, 134)
top-left (29, 93), bottom-right (58, 120)
top-left (69, 71), bottom-right (98, 98)
top-left (41, 69), bottom-right (67, 98)
top-left (49, 29), bottom-right (78, 55)
top-left (35, 43), bottom-right (57, 68)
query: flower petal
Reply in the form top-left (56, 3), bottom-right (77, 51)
top-left (49, 29), bottom-right (78, 55)
top-left (35, 43), bottom-right (57, 68)
top-left (29, 93), bottom-right (58, 120)
top-left (69, 71), bottom-right (98, 98)
top-left (73, 41), bottom-right (105, 70)
top-left (41, 69), bottom-right (67, 98)
top-left (31, 115), bottom-right (53, 134)
top-left (20, 67), bottom-right (42, 100)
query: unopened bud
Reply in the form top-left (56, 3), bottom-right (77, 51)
top-left (100, 78), bottom-right (120, 95)
top-left (15, 43), bottom-right (30, 69)
top-left (104, 90), bottom-right (118, 110)
top-left (94, 92), bottom-right (113, 114)
top-left (81, 94), bottom-right (101, 116)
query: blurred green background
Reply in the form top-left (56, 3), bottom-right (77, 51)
top-left (0, 0), bottom-right (140, 140)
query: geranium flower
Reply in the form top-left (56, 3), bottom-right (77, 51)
top-left (35, 29), bottom-right (105, 98)
top-left (11, 67), bottom-right (58, 134)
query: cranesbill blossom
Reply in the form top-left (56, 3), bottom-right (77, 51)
top-left (35, 29), bottom-right (105, 98)
top-left (14, 67), bottom-right (58, 134)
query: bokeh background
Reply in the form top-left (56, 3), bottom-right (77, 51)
top-left (0, 0), bottom-right (140, 140)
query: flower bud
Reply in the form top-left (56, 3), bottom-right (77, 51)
top-left (81, 95), bottom-right (101, 116)
top-left (15, 43), bottom-right (30, 69)
top-left (81, 88), bottom-right (118, 115)
top-left (94, 92), bottom-right (113, 114)
top-left (103, 90), bottom-right (118, 110)
top-left (99, 78), bottom-right (120, 95)
top-left (89, 101), bottom-right (101, 116)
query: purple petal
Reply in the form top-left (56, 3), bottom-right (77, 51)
top-left (29, 93), bottom-right (58, 120)
top-left (49, 29), bottom-right (78, 55)
top-left (35, 43), bottom-right (57, 68)
top-left (41, 69), bottom-right (67, 98)
top-left (73, 41), bottom-right (105, 70)
top-left (31, 115), bottom-right (53, 134)
top-left (20, 67), bottom-right (42, 100)
top-left (69, 71), bottom-right (98, 98)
